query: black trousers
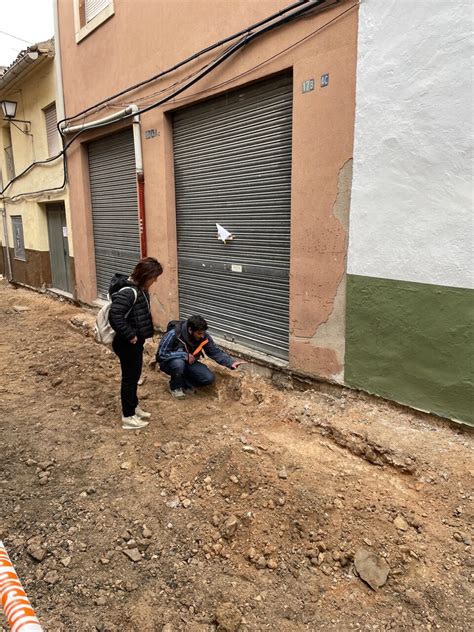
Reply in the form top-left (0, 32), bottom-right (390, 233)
top-left (112, 336), bottom-right (144, 417)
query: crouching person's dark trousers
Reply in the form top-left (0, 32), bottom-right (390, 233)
top-left (112, 335), bottom-right (144, 417)
top-left (159, 358), bottom-right (215, 391)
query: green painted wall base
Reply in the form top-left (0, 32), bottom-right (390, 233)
top-left (345, 275), bottom-right (474, 425)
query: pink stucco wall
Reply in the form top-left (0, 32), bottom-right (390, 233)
top-left (58, 0), bottom-right (358, 381)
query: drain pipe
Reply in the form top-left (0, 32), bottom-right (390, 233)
top-left (130, 104), bottom-right (147, 257)
top-left (53, 0), bottom-right (66, 121)
top-left (60, 104), bottom-right (147, 257)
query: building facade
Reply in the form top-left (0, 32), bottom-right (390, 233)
top-left (0, 40), bottom-right (74, 294)
top-left (55, 0), bottom-right (472, 424)
top-left (57, 0), bottom-right (357, 373)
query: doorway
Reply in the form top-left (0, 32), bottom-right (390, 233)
top-left (46, 202), bottom-right (71, 293)
top-left (173, 74), bottom-right (293, 359)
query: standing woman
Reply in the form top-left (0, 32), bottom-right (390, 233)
top-left (109, 257), bottom-right (163, 429)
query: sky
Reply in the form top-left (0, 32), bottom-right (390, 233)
top-left (0, 0), bottom-right (54, 68)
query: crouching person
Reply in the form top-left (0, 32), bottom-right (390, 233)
top-left (157, 315), bottom-right (246, 398)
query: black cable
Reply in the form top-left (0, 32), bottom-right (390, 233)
top-left (61, 0), bottom-right (331, 133)
top-left (110, 36), bottom-right (250, 111)
top-left (3, 165), bottom-right (67, 201)
top-left (3, 0), bottom-right (346, 200)
top-left (58, 0), bottom-right (328, 129)
top-left (3, 40), bottom-right (225, 199)
top-left (3, 37), bottom-right (246, 198)
top-left (4, 26), bottom-right (265, 199)
top-left (0, 129), bottom-right (80, 197)
top-left (0, 30), bottom-right (32, 45)
top-left (119, 0), bottom-right (356, 110)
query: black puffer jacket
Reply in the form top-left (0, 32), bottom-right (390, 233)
top-left (109, 274), bottom-right (154, 341)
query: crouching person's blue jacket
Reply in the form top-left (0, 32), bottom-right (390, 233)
top-left (157, 319), bottom-right (234, 368)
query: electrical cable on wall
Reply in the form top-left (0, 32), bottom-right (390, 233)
top-left (58, 0), bottom-right (334, 128)
top-left (2, 0), bottom-right (327, 198)
top-left (60, 0), bottom-right (335, 131)
top-left (1, 0), bottom-right (356, 201)
top-left (115, 1), bottom-right (357, 109)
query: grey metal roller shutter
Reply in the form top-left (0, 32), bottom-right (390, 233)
top-left (88, 128), bottom-right (139, 298)
top-left (173, 74), bottom-right (292, 359)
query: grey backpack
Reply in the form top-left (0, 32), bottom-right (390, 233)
top-left (94, 287), bottom-right (138, 345)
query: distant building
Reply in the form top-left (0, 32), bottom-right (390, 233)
top-left (0, 40), bottom-right (74, 295)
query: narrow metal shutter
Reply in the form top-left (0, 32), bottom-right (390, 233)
top-left (173, 74), bottom-right (293, 359)
top-left (88, 128), bottom-right (139, 298)
top-left (44, 103), bottom-right (60, 157)
top-left (11, 216), bottom-right (25, 260)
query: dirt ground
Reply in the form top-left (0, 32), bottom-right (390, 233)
top-left (0, 281), bottom-right (473, 632)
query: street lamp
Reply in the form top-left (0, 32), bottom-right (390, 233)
top-left (0, 100), bottom-right (17, 119)
top-left (0, 100), bottom-right (31, 133)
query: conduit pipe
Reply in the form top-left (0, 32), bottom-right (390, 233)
top-left (130, 105), bottom-right (147, 257)
top-left (60, 104), bottom-right (147, 257)
top-left (53, 0), bottom-right (66, 121)
top-left (59, 106), bottom-right (135, 134)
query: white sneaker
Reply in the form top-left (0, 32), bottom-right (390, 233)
top-left (170, 388), bottom-right (185, 399)
top-left (122, 415), bottom-right (149, 430)
top-left (135, 406), bottom-right (151, 419)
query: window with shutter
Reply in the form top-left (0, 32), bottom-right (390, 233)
top-left (44, 103), bottom-right (60, 158)
top-left (75, 0), bottom-right (114, 42)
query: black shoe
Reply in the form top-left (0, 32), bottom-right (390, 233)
top-left (170, 388), bottom-right (185, 399)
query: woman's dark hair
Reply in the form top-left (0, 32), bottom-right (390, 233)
top-left (187, 315), bottom-right (208, 332)
top-left (130, 257), bottom-right (163, 288)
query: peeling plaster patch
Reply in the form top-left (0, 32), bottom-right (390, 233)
top-left (293, 276), bottom-right (346, 382)
top-left (291, 339), bottom-right (342, 383)
top-left (332, 158), bottom-right (352, 231)
top-left (310, 274), bottom-right (347, 383)
top-left (295, 159), bottom-right (352, 383)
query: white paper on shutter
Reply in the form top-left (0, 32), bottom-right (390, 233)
top-left (85, 0), bottom-right (111, 23)
top-left (44, 104), bottom-right (60, 158)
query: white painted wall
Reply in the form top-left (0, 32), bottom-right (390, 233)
top-left (348, 0), bottom-right (473, 289)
